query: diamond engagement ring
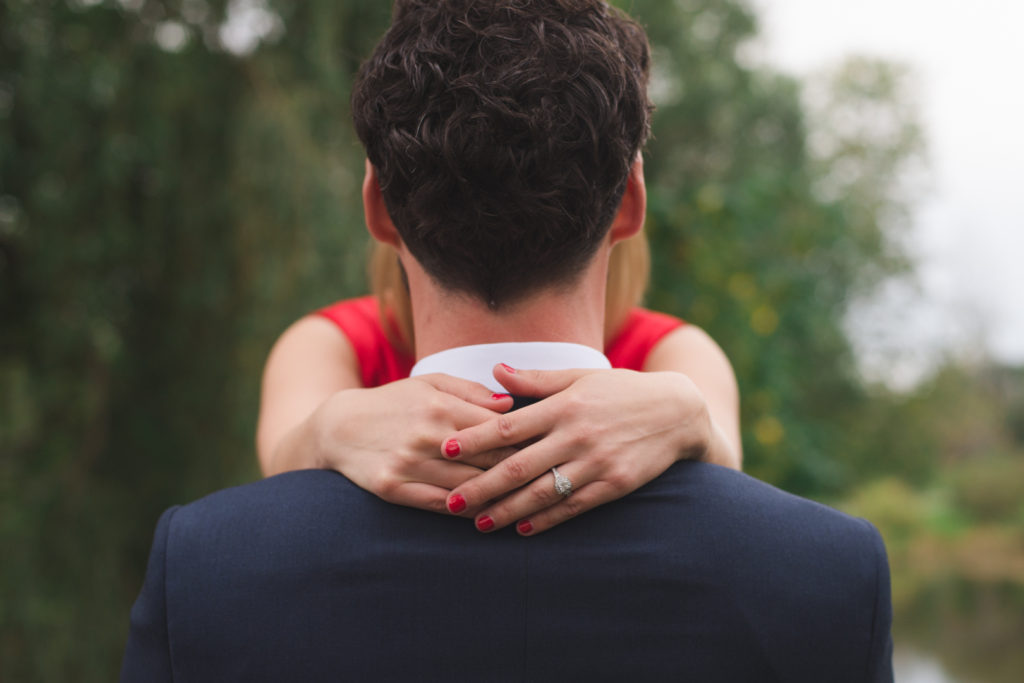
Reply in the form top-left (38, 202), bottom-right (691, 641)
top-left (551, 467), bottom-right (573, 497)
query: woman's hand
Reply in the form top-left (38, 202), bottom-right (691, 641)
top-left (288, 374), bottom-right (515, 514)
top-left (442, 364), bottom-right (735, 535)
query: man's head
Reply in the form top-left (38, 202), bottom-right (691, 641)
top-left (353, 0), bottom-right (652, 309)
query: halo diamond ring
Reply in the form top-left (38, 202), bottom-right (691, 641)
top-left (551, 466), bottom-right (573, 497)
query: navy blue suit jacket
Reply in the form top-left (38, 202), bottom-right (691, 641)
top-left (121, 462), bottom-right (893, 682)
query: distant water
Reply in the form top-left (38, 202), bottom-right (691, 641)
top-left (895, 649), bottom-right (965, 683)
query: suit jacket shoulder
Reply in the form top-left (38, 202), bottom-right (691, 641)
top-left (121, 505), bottom-right (178, 683)
top-left (121, 465), bottom-right (893, 682)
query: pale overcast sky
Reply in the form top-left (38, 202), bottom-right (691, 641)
top-left (750, 0), bottom-right (1024, 381)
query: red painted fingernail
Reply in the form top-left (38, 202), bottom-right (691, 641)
top-left (491, 393), bottom-right (511, 401)
top-left (476, 515), bottom-right (495, 532)
top-left (444, 438), bottom-right (461, 458)
top-left (447, 494), bottom-right (466, 514)
top-left (517, 520), bottom-right (533, 535)
top-left (500, 363), bottom-right (517, 374)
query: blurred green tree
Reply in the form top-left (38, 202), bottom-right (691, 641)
top-left (626, 0), bottom-right (923, 492)
top-left (0, 0), bottom-right (390, 678)
top-left (2, 1), bottom-right (243, 678)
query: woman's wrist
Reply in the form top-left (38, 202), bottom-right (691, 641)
top-left (267, 397), bottom-right (341, 476)
top-left (659, 371), bottom-right (711, 463)
top-left (662, 372), bottom-right (739, 470)
top-left (307, 390), bottom-right (360, 473)
top-left (699, 420), bottom-right (741, 470)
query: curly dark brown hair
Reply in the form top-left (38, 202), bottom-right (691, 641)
top-left (352, 0), bottom-right (652, 309)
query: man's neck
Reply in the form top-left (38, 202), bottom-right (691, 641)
top-left (404, 249), bottom-right (611, 360)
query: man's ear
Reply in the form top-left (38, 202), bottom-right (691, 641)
top-left (362, 159), bottom-right (402, 247)
top-left (608, 157), bottom-right (647, 244)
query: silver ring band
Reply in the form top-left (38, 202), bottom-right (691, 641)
top-left (551, 466), bottom-right (573, 497)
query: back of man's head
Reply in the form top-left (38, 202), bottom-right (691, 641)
top-left (352, 0), bottom-right (652, 309)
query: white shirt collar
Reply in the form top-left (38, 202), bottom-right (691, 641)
top-left (410, 342), bottom-right (611, 393)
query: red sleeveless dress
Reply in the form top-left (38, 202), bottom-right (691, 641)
top-left (316, 296), bottom-right (685, 388)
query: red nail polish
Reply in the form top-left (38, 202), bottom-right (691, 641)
top-left (491, 393), bottom-right (511, 401)
top-left (444, 439), bottom-right (461, 458)
top-left (476, 515), bottom-right (495, 532)
top-left (448, 494), bottom-right (466, 514)
top-left (517, 520), bottom-right (533, 535)
top-left (500, 363), bottom-right (517, 374)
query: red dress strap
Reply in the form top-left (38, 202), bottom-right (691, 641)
top-left (315, 296), bottom-right (413, 387)
top-left (605, 308), bottom-right (686, 371)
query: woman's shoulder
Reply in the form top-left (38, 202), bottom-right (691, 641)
top-left (316, 295), bottom-right (379, 327)
top-left (312, 296), bottom-right (413, 386)
top-left (605, 307), bottom-right (687, 371)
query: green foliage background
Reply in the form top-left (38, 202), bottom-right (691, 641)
top-left (2, 1), bottom-right (1022, 680)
